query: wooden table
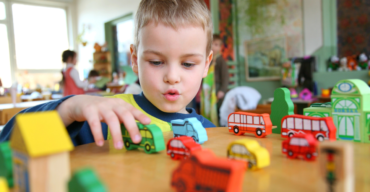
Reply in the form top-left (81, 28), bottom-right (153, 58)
top-left (0, 100), bottom-right (50, 125)
top-left (70, 128), bottom-right (370, 192)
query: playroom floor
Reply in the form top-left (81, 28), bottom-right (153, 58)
top-left (68, 128), bottom-right (370, 192)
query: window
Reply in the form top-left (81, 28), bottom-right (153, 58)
top-left (231, 144), bottom-right (243, 154)
top-left (312, 120), bottom-right (320, 131)
top-left (241, 115), bottom-right (246, 123)
top-left (0, 24), bottom-right (12, 87)
top-left (235, 114), bottom-right (240, 122)
top-left (240, 146), bottom-right (250, 155)
top-left (320, 121), bottom-right (328, 131)
top-left (300, 139), bottom-right (309, 146)
top-left (295, 118), bottom-right (302, 130)
top-left (254, 116), bottom-right (259, 124)
top-left (282, 119), bottom-right (287, 128)
top-left (146, 131), bottom-right (153, 138)
top-left (289, 138), bottom-right (300, 146)
top-left (260, 117), bottom-right (264, 125)
top-left (186, 125), bottom-right (193, 132)
top-left (247, 116), bottom-right (253, 124)
top-left (12, 4), bottom-right (69, 69)
top-left (140, 130), bottom-right (146, 137)
top-left (287, 118), bottom-right (294, 129)
top-left (0, 2), bottom-right (5, 20)
top-left (229, 114), bottom-right (234, 122)
top-left (303, 119), bottom-right (311, 130)
top-left (170, 140), bottom-right (184, 148)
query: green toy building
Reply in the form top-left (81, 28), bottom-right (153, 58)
top-left (68, 168), bottom-right (107, 192)
top-left (304, 79), bottom-right (370, 143)
top-left (270, 88), bottom-right (295, 134)
top-left (0, 142), bottom-right (13, 187)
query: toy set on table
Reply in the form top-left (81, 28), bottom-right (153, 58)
top-left (1, 80), bottom-right (366, 192)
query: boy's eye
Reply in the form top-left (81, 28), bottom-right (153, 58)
top-left (149, 61), bottom-right (163, 65)
top-left (182, 62), bottom-right (195, 68)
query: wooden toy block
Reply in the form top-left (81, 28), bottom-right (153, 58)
top-left (166, 136), bottom-right (202, 160)
top-left (0, 142), bottom-right (13, 187)
top-left (0, 177), bottom-right (9, 192)
top-left (304, 79), bottom-right (370, 143)
top-left (171, 117), bottom-right (208, 144)
top-left (281, 114), bottom-right (337, 141)
top-left (171, 149), bottom-right (246, 192)
top-left (282, 134), bottom-right (318, 161)
top-left (270, 88), bottom-right (294, 134)
top-left (9, 111), bottom-right (74, 192)
top-left (304, 102), bottom-right (332, 118)
top-left (227, 112), bottom-right (272, 138)
top-left (227, 139), bottom-right (270, 170)
top-left (318, 141), bottom-right (353, 192)
top-left (122, 122), bottom-right (165, 154)
top-left (68, 168), bottom-right (107, 192)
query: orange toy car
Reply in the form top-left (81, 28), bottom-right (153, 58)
top-left (171, 149), bottom-right (246, 192)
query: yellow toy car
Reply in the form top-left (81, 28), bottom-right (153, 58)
top-left (227, 139), bottom-right (270, 170)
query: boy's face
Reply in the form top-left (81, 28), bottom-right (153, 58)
top-left (131, 22), bottom-right (212, 113)
top-left (212, 39), bottom-right (222, 55)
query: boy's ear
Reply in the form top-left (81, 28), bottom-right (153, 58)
top-left (203, 50), bottom-right (213, 78)
top-left (130, 44), bottom-right (139, 75)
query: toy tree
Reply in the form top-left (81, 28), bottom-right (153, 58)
top-left (0, 142), bottom-right (13, 187)
top-left (271, 88), bottom-right (294, 134)
top-left (68, 168), bottom-right (107, 192)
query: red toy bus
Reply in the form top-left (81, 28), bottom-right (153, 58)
top-left (171, 149), bottom-right (246, 192)
top-left (228, 112), bottom-right (272, 138)
top-left (167, 136), bottom-right (202, 160)
top-left (282, 134), bottom-right (318, 161)
top-left (281, 114), bottom-right (336, 141)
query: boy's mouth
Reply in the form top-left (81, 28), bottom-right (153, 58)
top-left (163, 89), bottom-right (180, 101)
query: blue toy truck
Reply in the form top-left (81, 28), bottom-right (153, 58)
top-left (171, 117), bottom-right (208, 144)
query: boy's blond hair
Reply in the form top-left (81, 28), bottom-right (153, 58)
top-left (135, 0), bottom-right (213, 54)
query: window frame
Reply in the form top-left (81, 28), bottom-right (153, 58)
top-left (1, 0), bottom-right (76, 84)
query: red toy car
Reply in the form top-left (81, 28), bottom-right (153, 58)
top-left (282, 134), bottom-right (318, 161)
top-left (167, 136), bottom-right (202, 160)
top-left (171, 149), bottom-right (246, 192)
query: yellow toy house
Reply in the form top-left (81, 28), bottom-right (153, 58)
top-left (9, 111), bottom-right (74, 192)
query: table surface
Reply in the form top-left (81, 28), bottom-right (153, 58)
top-left (70, 128), bottom-right (370, 192)
top-left (0, 100), bottom-right (50, 110)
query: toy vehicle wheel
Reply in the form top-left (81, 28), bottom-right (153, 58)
top-left (304, 153), bottom-right (313, 160)
top-left (317, 135), bottom-right (324, 141)
top-left (287, 150), bottom-right (297, 159)
top-left (256, 128), bottom-right (263, 137)
top-left (171, 153), bottom-right (175, 159)
top-left (124, 140), bottom-right (132, 150)
top-left (175, 179), bottom-right (186, 192)
top-left (145, 144), bottom-right (152, 153)
top-left (288, 133), bottom-right (294, 137)
top-left (233, 126), bottom-right (243, 136)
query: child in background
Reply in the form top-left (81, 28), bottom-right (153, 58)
top-left (61, 50), bottom-right (89, 96)
top-left (0, 0), bottom-right (215, 149)
top-left (201, 34), bottom-right (229, 126)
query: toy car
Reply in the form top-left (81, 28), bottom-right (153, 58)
top-left (227, 139), bottom-right (270, 170)
top-left (166, 136), bottom-right (201, 160)
top-left (122, 123), bottom-right (165, 154)
top-left (171, 117), bottom-right (208, 144)
top-left (282, 133), bottom-right (318, 161)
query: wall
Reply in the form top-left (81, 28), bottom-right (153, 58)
top-left (76, 0), bottom-right (140, 76)
top-left (303, 0), bottom-right (323, 55)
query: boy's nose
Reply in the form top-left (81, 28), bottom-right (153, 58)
top-left (164, 66), bottom-right (180, 85)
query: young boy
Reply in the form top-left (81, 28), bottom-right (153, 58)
top-left (0, 0), bottom-right (215, 149)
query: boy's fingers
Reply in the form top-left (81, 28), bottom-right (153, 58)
top-left (130, 108), bottom-right (151, 125)
top-left (84, 108), bottom-right (104, 147)
top-left (101, 111), bottom-right (123, 149)
top-left (117, 111), bottom-right (141, 144)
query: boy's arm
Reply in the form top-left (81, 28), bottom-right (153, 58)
top-left (0, 95), bottom-right (77, 142)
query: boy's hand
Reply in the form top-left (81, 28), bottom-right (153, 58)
top-left (217, 91), bottom-right (225, 100)
top-left (56, 95), bottom-right (151, 149)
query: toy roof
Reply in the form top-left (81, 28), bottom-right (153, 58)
top-left (10, 111), bottom-right (74, 157)
top-left (332, 79), bottom-right (370, 96)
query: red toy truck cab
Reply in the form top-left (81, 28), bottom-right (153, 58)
top-left (171, 149), bottom-right (246, 192)
top-left (282, 134), bottom-right (318, 161)
top-left (167, 136), bottom-right (202, 160)
top-left (228, 112), bottom-right (272, 138)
